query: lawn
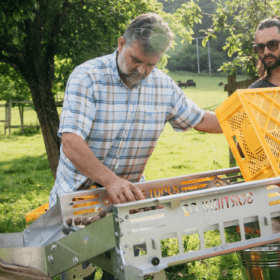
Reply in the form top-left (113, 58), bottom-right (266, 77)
top-left (144, 71), bottom-right (239, 181)
top-left (0, 71), bottom-right (247, 279)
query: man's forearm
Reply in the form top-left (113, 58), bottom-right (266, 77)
top-left (62, 133), bottom-right (118, 187)
top-left (61, 133), bottom-right (146, 203)
top-left (194, 111), bottom-right (223, 133)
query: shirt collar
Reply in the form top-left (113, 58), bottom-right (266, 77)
top-left (111, 49), bottom-right (121, 84)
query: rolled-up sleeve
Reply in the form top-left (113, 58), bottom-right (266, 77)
top-left (58, 72), bottom-right (96, 140)
top-left (168, 87), bottom-right (204, 131)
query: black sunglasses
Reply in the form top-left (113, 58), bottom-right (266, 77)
top-left (253, 39), bottom-right (280, 54)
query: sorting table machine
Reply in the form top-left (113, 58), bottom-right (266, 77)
top-left (1, 167), bottom-right (280, 279)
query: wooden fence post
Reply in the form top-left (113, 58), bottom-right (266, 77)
top-left (1, 99), bottom-right (63, 136)
top-left (19, 103), bottom-right (24, 134)
top-left (8, 100), bottom-right (12, 137)
top-left (226, 75), bottom-right (237, 167)
top-left (4, 103), bottom-right (8, 135)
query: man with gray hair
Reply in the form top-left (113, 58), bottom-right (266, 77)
top-left (51, 13), bottom-right (222, 280)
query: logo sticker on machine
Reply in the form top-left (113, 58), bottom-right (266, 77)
top-left (183, 192), bottom-right (253, 216)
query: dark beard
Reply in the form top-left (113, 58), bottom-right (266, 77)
top-left (262, 54), bottom-right (280, 70)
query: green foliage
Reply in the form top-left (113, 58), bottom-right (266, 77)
top-left (0, 0), bottom-right (37, 45)
top-left (163, 1), bottom-right (203, 44)
top-left (167, 43), bottom-right (228, 72)
top-left (53, 56), bottom-right (75, 94)
top-left (0, 63), bottom-right (30, 103)
top-left (161, 237), bottom-right (179, 258)
top-left (204, 0), bottom-right (280, 77)
top-left (0, 0), bottom-right (203, 120)
top-left (0, 0), bottom-right (204, 83)
top-left (159, 0), bottom-right (233, 74)
top-left (1, 0), bottom-right (176, 175)
top-left (174, 1), bottom-right (202, 33)
top-left (52, 0), bottom-right (163, 65)
top-left (0, 0), bottom-right (164, 87)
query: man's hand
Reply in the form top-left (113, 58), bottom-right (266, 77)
top-left (62, 133), bottom-right (145, 204)
top-left (104, 177), bottom-right (145, 204)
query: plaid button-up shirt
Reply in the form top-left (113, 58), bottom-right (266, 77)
top-left (49, 50), bottom-right (204, 207)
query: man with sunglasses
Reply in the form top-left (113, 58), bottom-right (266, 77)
top-left (250, 18), bottom-right (280, 88)
top-left (237, 18), bottom-right (280, 157)
top-left (51, 13), bottom-right (222, 280)
top-left (236, 18), bottom-right (280, 274)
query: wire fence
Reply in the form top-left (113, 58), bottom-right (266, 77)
top-left (0, 100), bottom-right (63, 136)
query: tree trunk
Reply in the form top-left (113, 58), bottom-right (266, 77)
top-left (18, 24), bottom-right (62, 178)
top-left (27, 78), bottom-right (61, 179)
top-left (2, 5), bottom-right (65, 179)
top-left (35, 91), bottom-right (60, 179)
top-left (18, 103), bottom-right (24, 134)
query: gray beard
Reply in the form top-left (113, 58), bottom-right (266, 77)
top-left (118, 67), bottom-right (145, 88)
top-left (117, 53), bottom-right (146, 88)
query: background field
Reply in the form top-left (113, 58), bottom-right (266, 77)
top-left (0, 72), bottom-right (247, 279)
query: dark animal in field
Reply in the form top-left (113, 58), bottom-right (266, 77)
top-left (218, 82), bottom-right (224, 86)
top-left (186, 79), bottom-right (196, 87)
top-left (178, 82), bottom-right (187, 88)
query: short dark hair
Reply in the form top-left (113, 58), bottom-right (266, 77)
top-left (256, 18), bottom-right (280, 34)
top-left (123, 13), bottom-right (173, 55)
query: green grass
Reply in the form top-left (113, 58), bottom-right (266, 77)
top-left (0, 72), bottom-right (244, 279)
top-left (144, 71), bottom-right (234, 181)
top-left (0, 133), bottom-right (54, 233)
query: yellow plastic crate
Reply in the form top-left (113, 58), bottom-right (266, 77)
top-left (25, 203), bottom-right (49, 222)
top-left (215, 87), bottom-right (280, 181)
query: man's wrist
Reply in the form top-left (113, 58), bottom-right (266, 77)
top-left (99, 172), bottom-right (119, 188)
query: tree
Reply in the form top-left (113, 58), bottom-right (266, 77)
top-left (1, 0), bottom-right (203, 178)
top-left (0, 0), bottom-right (163, 177)
top-left (203, 0), bottom-right (280, 77)
top-left (166, 43), bottom-right (228, 73)
top-left (159, 0), bottom-right (231, 73)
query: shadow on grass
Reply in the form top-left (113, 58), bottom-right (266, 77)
top-left (2, 154), bottom-right (50, 174)
top-left (0, 154), bottom-right (54, 233)
top-left (0, 154), bottom-right (53, 194)
top-left (12, 126), bottom-right (41, 136)
top-left (0, 127), bottom-right (41, 141)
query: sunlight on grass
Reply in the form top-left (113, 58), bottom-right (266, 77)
top-left (144, 123), bottom-right (229, 181)
top-left (0, 133), bottom-right (54, 233)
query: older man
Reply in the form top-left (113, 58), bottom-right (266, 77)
top-left (51, 13), bottom-right (222, 280)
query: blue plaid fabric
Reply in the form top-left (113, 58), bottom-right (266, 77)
top-left (49, 50), bottom-right (204, 207)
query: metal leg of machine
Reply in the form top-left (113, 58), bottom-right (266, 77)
top-left (154, 270), bottom-right (167, 280)
top-left (101, 271), bottom-right (115, 280)
top-left (61, 262), bottom-right (97, 280)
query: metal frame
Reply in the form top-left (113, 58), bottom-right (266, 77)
top-left (1, 167), bottom-right (280, 279)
